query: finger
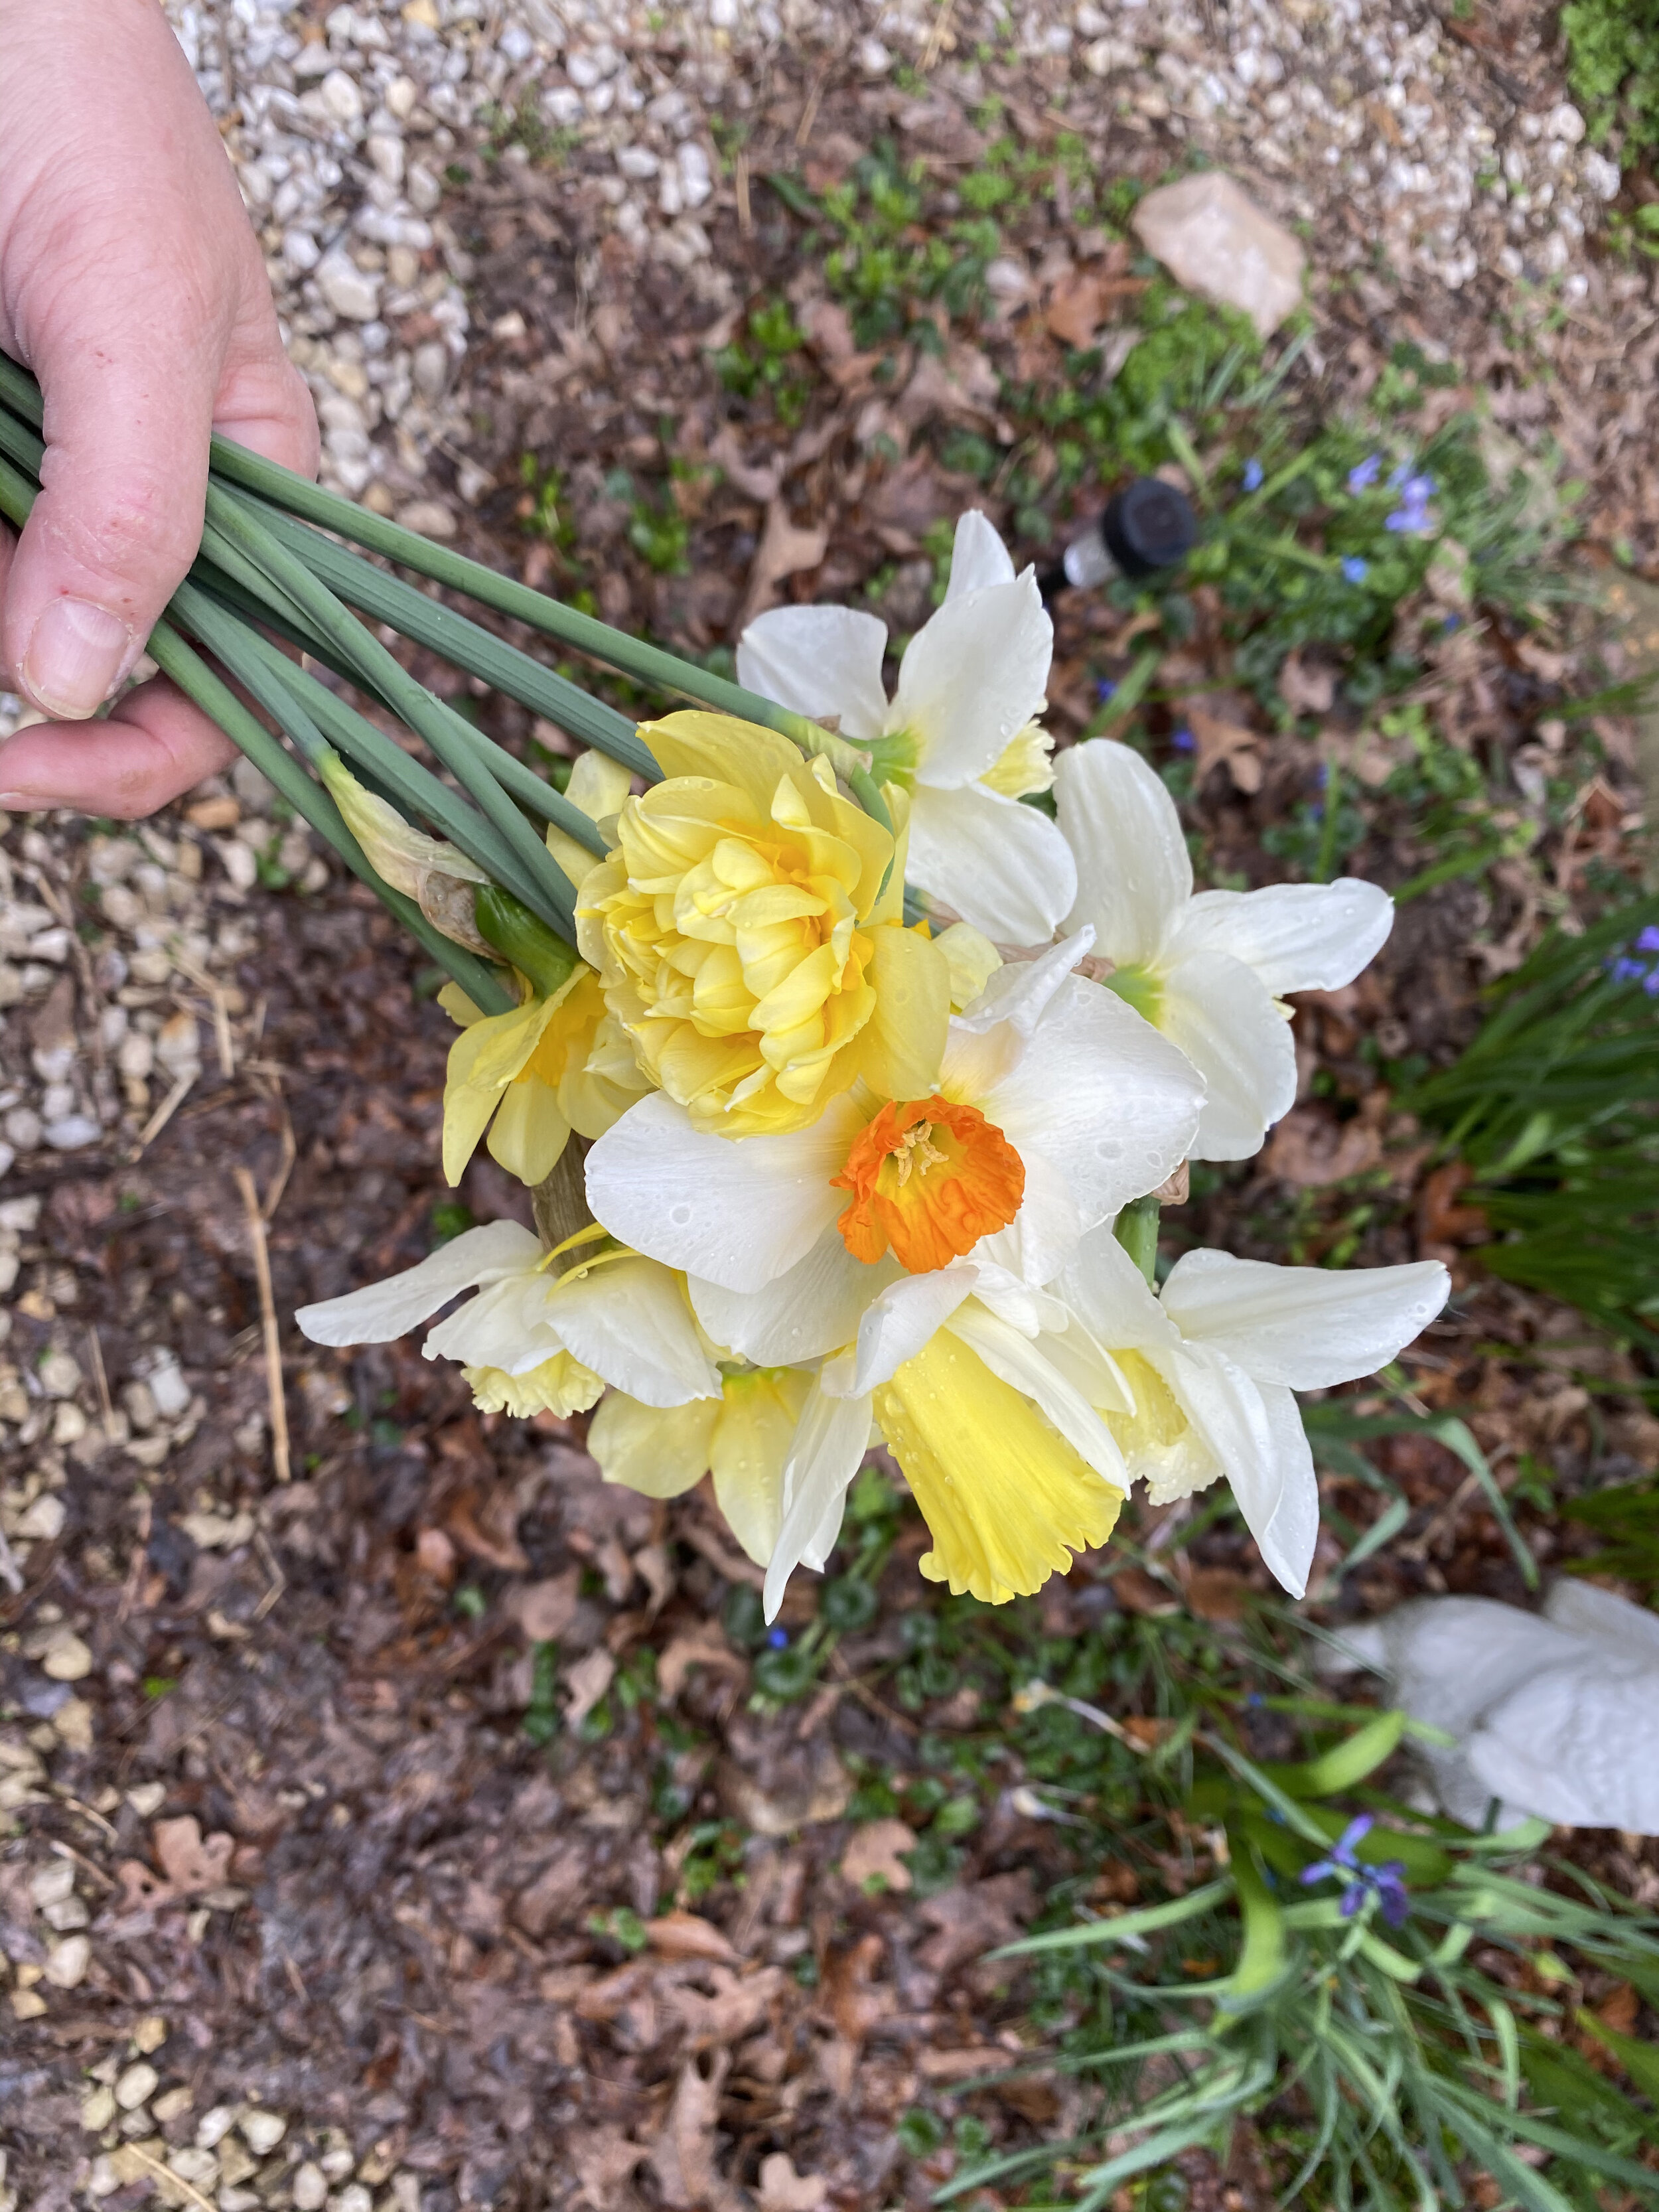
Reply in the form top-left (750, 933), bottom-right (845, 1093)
top-left (0, 677), bottom-right (237, 820)
top-left (214, 323), bottom-right (322, 482)
top-left (0, 279), bottom-right (220, 725)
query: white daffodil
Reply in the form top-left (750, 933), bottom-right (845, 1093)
top-left (295, 1220), bottom-right (720, 1419)
top-left (585, 930), bottom-right (1204, 1380)
top-left (1053, 739), bottom-right (1394, 1161)
top-left (736, 511), bottom-right (1078, 944)
top-left (1039, 1226), bottom-right (1449, 1597)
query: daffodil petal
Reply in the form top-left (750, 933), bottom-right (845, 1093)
top-left (1054, 1222), bottom-right (1176, 1352)
top-left (585, 1090), bottom-right (861, 1292)
top-left (849, 921), bottom-right (951, 1102)
top-left (551, 1255), bottom-right (721, 1406)
top-left (736, 605), bottom-right (892, 745)
top-left (1158, 1250), bottom-right (1451, 1390)
top-left (820, 1264), bottom-right (979, 1399)
top-left (689, 1229), bottom-right (896, 1369)
top-left (943, 509), bottom-right (1018, 601)
top-left (1054, 739), bottom-right (1190, 967)
top-left (984, 974), bottom-right (1205, 1224)
top-left (891, 571), bottom-right (1052, 789)
top-left (486, 1074), bottom-right (571, 1186)
top-left (1154, 949), bottom-right (1293, 1163)
top-left (590, 1390), bottom-right (719, 1498)
top-left (906, 781), bottom-right (1078, 943)
top-left (764, 1386), bottom-right (873, 1621)
top-left (711, 1368), bottom-right (809, 1565)
top-left (295, 1221), bottom-right (543, 1345)
top-left (1169, 878), bottom-right (1394, 997)
top-left (1172, 1352), bottom-right (1317, 1598)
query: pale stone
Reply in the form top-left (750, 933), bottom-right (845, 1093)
top-left (316, 256), bottom-right (383, 322)
top-left (1131, 171), bottom-right (1305, 338)
top-left (82, 2087), bottom-right (117, 2132)
top-left (114, 2062), bottom-right (159, 2112)
top-left (44, 1934), bottom-right (90, 1988)
top-left (293, 2163), bottom-right (328, 2211)
top-left (41, 1631), bottom-right (93, 1682)
top-left (238, 2110), bottom-right (287, 2157)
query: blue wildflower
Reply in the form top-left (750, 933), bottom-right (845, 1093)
top-left (1096, 677), bottom-right (1118, 703)
top-left (1341, 555), bottom-right (1369, 585)
top-left (1646, 968), bottom-right (1659, 997)
top-left (1636, 926), bottom-right (1659, 954)
top-left (1242, 457), bottom-right (1264, 492)
top-left (1608, 956), bottom-right (1648, 984)
top-left (1348, 455), bottom-right (1382, 493)
top-left (1301, 1814), bottom-right (1410, 1927)
top-left (766, 1627), bottom-right (790, 1649)
top-left (1171, 725), bottom-right (1196, 753)
top-left (1443, 613), bottom-right (1461, 632)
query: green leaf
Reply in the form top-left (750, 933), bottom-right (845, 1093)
top-left (1214, 1834), bottom-right (1289, 2014)
top-left (1576, 2006), bottom-right (1659, 2102)
top-left (993, 1878), bottom-right (1233, 1958)
top-left (1267, 1709), bottom-right (1407, 1799)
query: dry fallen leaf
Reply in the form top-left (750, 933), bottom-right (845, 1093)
top-left (649, 2051), bottom-right (733, 2211)
top-left (1278, 650), bottom-right (1338, 716)
top-left (510, 1569), bottom-right (579, 1644)
top-left (1183, 1568), bottom-right (1252, 1623)
top-left (153, 1816), bottom-right (235, 1897)
top-left (914, 1873), bottom-right (1033, 1974)
top-left (707, 423), bottom-right (782, 504)
top-left (1265, 1106), bottom-right (1384, 1187)
top-left (646, 1909), bottom-right (741, 1965)
top-left (839, 1818), bottom-right (916, 1893)
top-left (1045, 268), bottom-right (1108, 347)
top-left (562, 1649), bottom-right (616, 1732)
top-left (658, 1619), bottom-right (745, 1700)
top-left (1187, 705), bottom-right (1263, 794)
top-left (569, 2126), bottom-right (647, 2212)
top-left (758, 2153), bottom-right (829, 2211)
top-left (739, 499), bottom-right (830, 627)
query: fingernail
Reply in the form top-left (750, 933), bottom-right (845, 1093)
top-left (21, 597), bottom-right (133, 720)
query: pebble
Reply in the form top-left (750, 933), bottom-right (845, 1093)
top-left (30, 1858), bottom-right (75, 1908)
top-left (293, 2163), bottom-right (329, 2211)
top-left (44, 1114), bottom-right (101, 1151)
top-left (114, 2062), bottom-right (159, 2112)
top-left (44, 1934), bottom-right (91, 1988)
top-left (239, 2110), bottom-right (288, 2157)
top-left (40, 1631), bottom-right (93, 1684)
top-left (316, 255), bottom-right (383, 323)
top-left (82, 2087), bottom-right (117, 2132)
top-left (195, 2106), bottom-right (239, 2151)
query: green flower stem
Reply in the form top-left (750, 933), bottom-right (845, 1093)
top-left (194, 415), bottom-right (872, 779)
top-left (1114, 1193), bottom-right (1161, 1284)
top-left (201, 479), bottom-right (578, 940)
top-left (187, 598), bottom-right (570, 915)
top-left (145, 618), bottom-right (515, 1013)
top-left (234, 490), bottom-right (656, 780)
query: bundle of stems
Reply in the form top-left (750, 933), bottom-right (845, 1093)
top-left (0, 350), bottom-right (899, 1013)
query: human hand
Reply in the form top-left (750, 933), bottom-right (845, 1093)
top-left (0, 0), bottom-right (319, 819)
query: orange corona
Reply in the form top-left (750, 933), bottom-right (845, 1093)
top-left (832, 1094), bottom-right (1025, 1273)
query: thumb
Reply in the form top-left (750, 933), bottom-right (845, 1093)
top-left (1, 295), bottom-right (217, 722)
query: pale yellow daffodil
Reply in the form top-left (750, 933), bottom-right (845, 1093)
top-left (577, 711), bottom-right (950, 1138)
top-left (439, 748), bottom-right (650, 1187)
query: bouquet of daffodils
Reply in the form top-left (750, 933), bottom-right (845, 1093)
top-left (0, 353), bottom-right (1449, 1619)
